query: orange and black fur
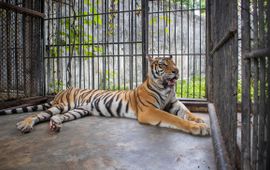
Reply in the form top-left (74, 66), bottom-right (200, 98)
top-left (0, 56), bottom-right (210, 135)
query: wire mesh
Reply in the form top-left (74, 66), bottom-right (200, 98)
top-left (0, 0), bottom-right (44, 102)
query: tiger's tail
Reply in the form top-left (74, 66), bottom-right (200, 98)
top-left (0, 102), bottom-right (53, 115)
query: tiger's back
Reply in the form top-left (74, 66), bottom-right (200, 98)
top-left (52, 87), bottom-right (138, 119)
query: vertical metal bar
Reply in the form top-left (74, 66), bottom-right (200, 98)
top-left (73, 1), bottom-right (77, 88)
top-left (129, 0), bottom-right (134, 89)
top-left (174, 0), bottom-right (177, 94)
top-left (163, 1), bottom-right (166, 57)
top-left (168, 0), bottom-right (171, 55)
top-left (117, 0), bottom-right (120, 89)
top-left (142, 0), bottom-right (148, 80)
top-left (51, 0), bottom-right (55, 92)
top-left (97, 0), bottom-right (100, 89)
top-left (65, 0), bottom-right (68, 89)
top-left (258, 0), bottom-right (266, 168)
top-left (206, 0), bottom-right (213, 101)
top-left (151, 1), bottom-right (153, 57)
top-left (134, 1), bottom-right (138, 87)
top-left (157, 0), bottom-right (159, 58)
top-left (241, 0), bottom-right (251, 169)
top-left (56, 1), bottom-right (60, 92)
top-left (266, 1), bottom-right (270, 168)
top-left (180, 0), bottom-right (183, 97)
top-left (187, 1), bottom-right (190, 98)
top-left (6, 9), bottom-right (10, 99)
top-left (106, 0), bottom-right (109, 89)
top-left (192, 0), bottom-right (195, 98)
top-left (82, 0), bottom-right (85, 89)
top-left (199, 0), bottom-right (202, 98)
top-left (112, 0), bottom-right (116, 90)
top-left (67, 0), bottom-right (72, 88)
top-left (251, 0), bottom-right (259, 169)
top-left (91, 0), bottom-right (95, 89)
top-left (123, 0), bottom-right (126, 89)
top-left (15, 8), bottom-right (19, 98)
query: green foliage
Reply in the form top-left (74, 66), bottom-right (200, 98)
top-left (176, 76), bottom-right (206, 98)
top-left (237, 79), bottom-right (255, 102)
top-left (48, 80), bottom-right (64, 94)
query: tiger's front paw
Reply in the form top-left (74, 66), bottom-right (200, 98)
top-left (189, 122), bottom-right (210, 136)
top-left (49, 117), bottom-right (62, 132)
top-left (188, 115), bottom-right (205, 123)
top-left (193, 117), bottom-right (205, 123)
top-left (16, 117), bottom-right (35, 133)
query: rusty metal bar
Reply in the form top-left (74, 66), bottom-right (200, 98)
top-left (241, 0), bottom-right (251, 169)
top-left (208, 103), bottom-right (233, 170)
top-left (141, 0), bottom-right (148, 80)
top-left (0, 2), bottom-right (45, 18)
top-left (244, 48), bottom-right (270, 59)
top-left (210, 29), bottom-right (237, 56)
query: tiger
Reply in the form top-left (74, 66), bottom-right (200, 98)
top-left (0, 55), bottom-right (210, 136)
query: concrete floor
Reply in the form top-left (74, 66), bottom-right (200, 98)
top-left (0, 112), bottom-right (216, 170)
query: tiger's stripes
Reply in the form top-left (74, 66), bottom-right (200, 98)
top-left (1, 56), bottom-right (210, 135)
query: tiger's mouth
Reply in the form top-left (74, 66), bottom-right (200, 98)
top-left (166, 76), bottom-right (178, 87)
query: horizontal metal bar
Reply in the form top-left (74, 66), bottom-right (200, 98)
top-left (149, 53), bottom-right (206, 56)
top-left (44, 53), bottom-right (206, 59)
top-left (45, 9), bottom-right (142, 20)
top-left (148, 8), bottom-right (206, 14)
top-left (210, 29), bottom-right (237, 56)
top-left (244, 48), bottom-right (270, 59)
top-left (47, 41), bottom-right (143, 47)
top-left (0, 2), bottom-right (45, 18)
top-left (44, 54), bottom-right (143, 59)
top-left (208, 103), bottom-right (233, 170)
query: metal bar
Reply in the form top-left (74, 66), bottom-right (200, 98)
top-left (192, 0), bottom-right (195, 98)
top-left (123, 0), bottom-right (126, 89)
top-left (117, 0), bottom-right (120, 90)
top-left (148, 8), bottom-right (206, 14)
top-left (266, 1), bottom-right (270, 168)
top-left (244, 48), bottom-right (270, 59)
top-left (45, 9), bottom-right (143, 20)
top-left (210, 29), bottom-right (237, 56)
top-left (141, 0), bottom-right (148, 80)
top-left (97, 0), bottom-right (100, 89)
top-left (180, 0), bottom-right (183, 97)
top-left (187, 1), bottom-right (190, 98)
top-left (251, 2), bottom-right (259, 169)
top-left (199, 0), bottom-right (202, 98)
top-left (208, 103), bottom-right (233, 170)
top-left (90, 0), bottom-right (94, 89)
top-left (258, 0), bottom-right (267, 168)
top-left (241, 0), bottom-right (251, 169)
top-left (0, 1), bottom-right (45, 18)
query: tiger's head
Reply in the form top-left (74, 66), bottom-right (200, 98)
top-left (148, 55), bottom-right (179, 88)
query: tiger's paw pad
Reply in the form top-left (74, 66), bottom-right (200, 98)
top-left (190, 122), bottom-right (210, 136)
top-left (49, 119), bottom-right (62, 132)
top-left (16, 117), bottom-right (35, 133)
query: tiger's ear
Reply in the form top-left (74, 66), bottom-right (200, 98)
top-left (147, 55), bottom-right (154, 63)
top-left (169, 55), bottom-right (173, 59)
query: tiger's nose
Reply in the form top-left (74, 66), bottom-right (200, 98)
top-left (172, 69), bottom-right (179, 74)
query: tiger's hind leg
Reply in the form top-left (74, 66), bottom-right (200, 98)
top-left (50, 108), bottom-right (91, 132)
top-left (16, 106), bottom-right (63, 133)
